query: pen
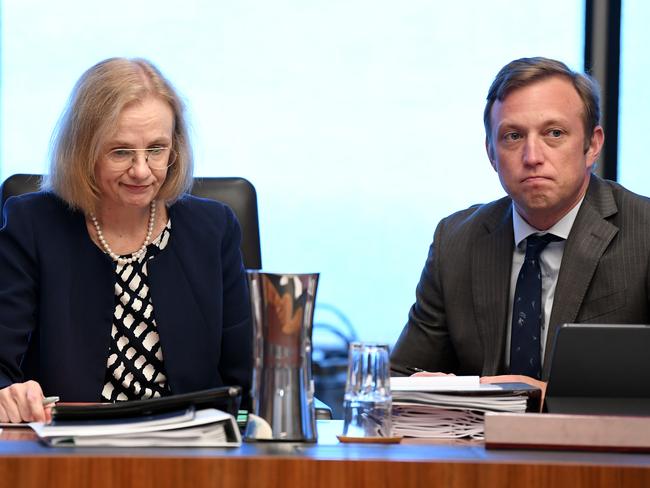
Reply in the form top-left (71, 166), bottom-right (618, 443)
top-left (42, 396), bottom-right (60, 407)
top-left (407, 367), bottom-right (426, 373)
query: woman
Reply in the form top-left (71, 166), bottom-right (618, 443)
top-left (0, 58), bottom-right (252, 423)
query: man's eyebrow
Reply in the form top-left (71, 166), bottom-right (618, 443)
top-left (495, 121), bottom-right (523, 133)
top-left (497, 117), bottom-right (570, 131)
top-left (540, 118), bottom-right (570, 127)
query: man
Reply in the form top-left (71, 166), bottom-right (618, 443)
top-left (391, 57), bottom-right (650, 384)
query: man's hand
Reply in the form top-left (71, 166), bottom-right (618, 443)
top-left (0, 380), bottom-right (53, 423)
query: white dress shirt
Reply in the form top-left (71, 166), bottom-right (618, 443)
top-left (505, 197), bottom-right (584, 367)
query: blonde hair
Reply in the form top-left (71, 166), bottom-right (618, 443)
top-left (44, 57), bottom-right (193, 213)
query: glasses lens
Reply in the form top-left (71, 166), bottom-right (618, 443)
top-left (106, 147), bottom-right (175, 170)
top-left (146, 147), bottom-right (169, 169)
top-left (108, 149), bottom-right (134, 163)
top-left (164, 148), bottom-right (178, 168)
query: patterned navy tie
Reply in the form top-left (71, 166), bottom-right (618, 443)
top-left (510, 233), bottom-right (562, 379)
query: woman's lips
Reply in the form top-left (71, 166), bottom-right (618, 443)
top-left (121, 183), bottom-right (150, 192)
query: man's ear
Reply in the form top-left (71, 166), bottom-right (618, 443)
top-left (585, 125), bottom-right (605, 169)
top-left (485, 137), bottom-right (497, 171)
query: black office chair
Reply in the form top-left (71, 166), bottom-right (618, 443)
top-left (0, 173), bottom-right (262, 270)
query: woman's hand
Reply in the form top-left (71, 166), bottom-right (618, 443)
top-left (0, 380), bottom-right (53, 423)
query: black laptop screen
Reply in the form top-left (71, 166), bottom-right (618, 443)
top-left (545, 324), bottom-right (650, 415)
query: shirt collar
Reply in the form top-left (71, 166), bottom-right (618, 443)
top-left (512, 196), bottom-right (585, 248)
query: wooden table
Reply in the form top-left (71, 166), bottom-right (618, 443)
top-left (1, 420), bottom-right (649, 488)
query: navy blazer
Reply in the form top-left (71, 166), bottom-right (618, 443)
top-left (0, 192), bottom-right (252, 402)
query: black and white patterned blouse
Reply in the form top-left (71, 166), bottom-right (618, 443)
top-left (101, 220), bottom-right (172, 402)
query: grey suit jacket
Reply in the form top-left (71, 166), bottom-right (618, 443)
top-left (391, 175), bottom-right (650, 379)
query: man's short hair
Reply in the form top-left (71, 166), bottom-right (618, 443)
top-left (45, 57), bottom-right (193, 214)
top-left (484, 57), bottom-right (601, 153)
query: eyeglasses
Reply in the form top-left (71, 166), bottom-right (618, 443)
top-left (105, 146), bottom-right (177, 171)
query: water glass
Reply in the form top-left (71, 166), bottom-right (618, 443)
top-left (342, 342), bottom-right (392, 438)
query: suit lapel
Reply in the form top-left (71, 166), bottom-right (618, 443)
top-left (472, 199), bottom-right (514, 375)
top-left (544, 176), bottom-right (619, 372)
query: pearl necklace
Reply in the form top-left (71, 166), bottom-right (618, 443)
top-left (90, 200), bottom-right (156, 265)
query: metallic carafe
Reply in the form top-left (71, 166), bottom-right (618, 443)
top-left (245, 271), bottom-right (319, 442)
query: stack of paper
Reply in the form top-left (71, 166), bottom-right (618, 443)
top-left (391, 376), bottom-right (536, 439)
top-left (30, 407), bottom-right (241, 447)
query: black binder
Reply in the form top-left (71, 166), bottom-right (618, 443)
top-left (52, 386), bottom-right (242, 422)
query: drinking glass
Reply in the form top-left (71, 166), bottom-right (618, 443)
top-left (342, 342), bottom-right (392, 438)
